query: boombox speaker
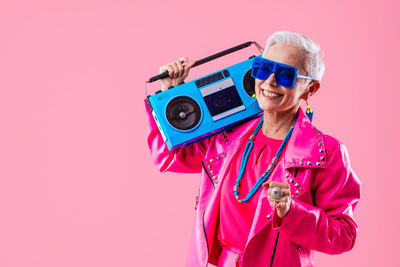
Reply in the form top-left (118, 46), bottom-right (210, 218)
top-left (145, 41), bottom-right (264, 151)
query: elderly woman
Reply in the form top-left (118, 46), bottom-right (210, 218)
top-left (145, 31), bottom-right (361, 267)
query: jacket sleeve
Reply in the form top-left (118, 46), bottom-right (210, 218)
top-left (273, 143), bottom-right (361, 254)
top-left (145, 100), bottom-right (211, 173)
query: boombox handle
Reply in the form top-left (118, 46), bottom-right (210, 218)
top-left (145, 41), bottom-right (264, 96)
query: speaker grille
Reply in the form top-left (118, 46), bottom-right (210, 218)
top-left (166, 96), bottom-right (201, 131)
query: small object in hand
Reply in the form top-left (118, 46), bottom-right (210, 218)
top-left (271, 187), bottom-right (283, 200)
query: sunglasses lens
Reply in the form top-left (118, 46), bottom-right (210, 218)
top-left (251, 58), bottom-right (274, 80)
top-left (276, 65), bottom-right (296, 88)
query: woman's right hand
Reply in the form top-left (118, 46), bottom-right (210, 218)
top-left (159, 57), bottom-right (195, 91)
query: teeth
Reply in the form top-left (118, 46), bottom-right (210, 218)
top-left (262, 90), bottom-right (281, 98)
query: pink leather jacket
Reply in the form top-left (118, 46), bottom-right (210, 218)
top-left (145, 103), bottom-right (361, 267)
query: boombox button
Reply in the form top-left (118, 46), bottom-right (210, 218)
top-left (223, 70), bottom-right (230, 77)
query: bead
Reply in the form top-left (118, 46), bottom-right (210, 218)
top-left (319, 148), bottom-right (324, 153)
top-left (317, 137), bottom-right (322, 140)
top-left (216, 156), bottom-right (220, 160)
top-left (295, 190), bottom-right (300, 194)
top-left (222, 153), bottom-right (226, 157)
top-left (316, 162), bottom-right (321, 166)
top-left (318, 142), bottom-right (322, 146)
top-left (209, 159), bottom-right (213, 163)
top-left (212, 176), bottom-right (216, 179)
top-left (294, 183), bottom-right (299, 187)
top-left (291, 162), bottom-right (295, 166)
top-left (299, 161), bottom-right (304, 165)
top-left (307, 161), bottom-right (312, 166)
top-left (267, 214), bottom-right (271, 219)
top-left (320, 156), bottom-right (325, 160)
top-left (210, 170), bottom-right (214, 174)
top-left (207, 165), bottom-right (211, 169)
top-left (289, 179), bottom-right (294, 183)
top-left (285, 173), bottom-right (289, 177)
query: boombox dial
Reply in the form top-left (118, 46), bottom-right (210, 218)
top-left (166, 96), bottom-right (202, 131)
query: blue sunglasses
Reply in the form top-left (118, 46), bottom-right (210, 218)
top-left (251, 57), bottom-right (315, 89)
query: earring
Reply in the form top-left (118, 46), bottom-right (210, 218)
top-left (306, 100), bottom-right (313, 122)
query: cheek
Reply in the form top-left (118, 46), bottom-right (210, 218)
top-left (254, 79), bottom-right (262, 89)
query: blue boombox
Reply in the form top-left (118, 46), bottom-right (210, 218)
top-left (146, 42), bottom-right (264, 151)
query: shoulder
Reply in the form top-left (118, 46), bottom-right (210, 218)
top-left (224, 116), bottom-right (262, 140)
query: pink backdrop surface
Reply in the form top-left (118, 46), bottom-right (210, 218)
top-left (0, 0), bottom-right (398, 266)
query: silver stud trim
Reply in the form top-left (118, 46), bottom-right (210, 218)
top-left (319, 148), bottom-right (324, 153)
top-left (299, 161), bottom-right (304, 165)
top-left (210, 170), bottom-right (214, 174)
top-left (207, 165), bottom-right (211, 169)
top-left (316, 162), bottom-right (321, 166)
top-left (320, 156), bottom-right (325, 160)
top-left (295, 183), bottom-right (299, 187)
top-left (212, 176), bottom-right (216, 179)
top-left (318, 142), bottom-right (322, 146)
top-left (307, 161), bottom-right (312, 166)
top-left (289, 179), bottom-right (294, 183)
top-left (291, 162), bottom-right (295, 166)
top-left (209, 159), bottom-right (213, 163)
top-left (295, 190), bottom-right (300, 194)
top-left (222, 153), bottom-right (226, 157)
top-left (285, 173), bottom-right (289, 177)
top-left (216, 156), bottom-right (220, 160)
top-left (267, 214), bottom-right (271, 219)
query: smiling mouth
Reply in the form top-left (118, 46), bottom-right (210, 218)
top-left (261, 89), bottom-right (283, 98)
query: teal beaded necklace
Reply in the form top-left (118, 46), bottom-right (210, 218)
top-left (233, 114), bottom-right (298, 202)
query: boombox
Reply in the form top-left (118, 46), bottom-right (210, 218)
top-left (146, 42), bottom-right (264, 151)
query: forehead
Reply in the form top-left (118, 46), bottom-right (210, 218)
top-left (263, 43), bottom-right (305, 69)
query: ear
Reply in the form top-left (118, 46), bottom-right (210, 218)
top-left (301, 80), bottom-right (320, 100)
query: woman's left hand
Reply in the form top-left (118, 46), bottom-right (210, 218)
top-left (263, 181), bottom-right (291, 218)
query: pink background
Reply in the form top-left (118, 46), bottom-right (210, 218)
top-left (0, 0), bottom-right (398, 266)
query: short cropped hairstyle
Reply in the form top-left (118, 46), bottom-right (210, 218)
top-left (263, 31), bottom-right (326, 81)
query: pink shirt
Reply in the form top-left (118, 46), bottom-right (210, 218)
top-left (218, 129), bottom-right (286, 251)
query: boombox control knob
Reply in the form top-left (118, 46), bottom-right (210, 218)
top-left (166, 96), bottom-right (201, 131)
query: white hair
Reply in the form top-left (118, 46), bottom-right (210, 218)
top-left (263, 31), bottom-right (325, 81)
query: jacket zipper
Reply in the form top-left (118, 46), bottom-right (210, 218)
top-left (269, 167), bottom-right (299, 266)
top-left (270, 232), bottom-right (280, 266)
top-left (201, 160), bottom-right (215, 188)
top-left (202, 209), bottom-right (209, 267)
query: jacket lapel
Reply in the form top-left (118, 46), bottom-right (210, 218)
top-left (248, 107), bottom-right (329, 242)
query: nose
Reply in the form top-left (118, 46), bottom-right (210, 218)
top-left (263, 73), bottom-right (278, 87)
